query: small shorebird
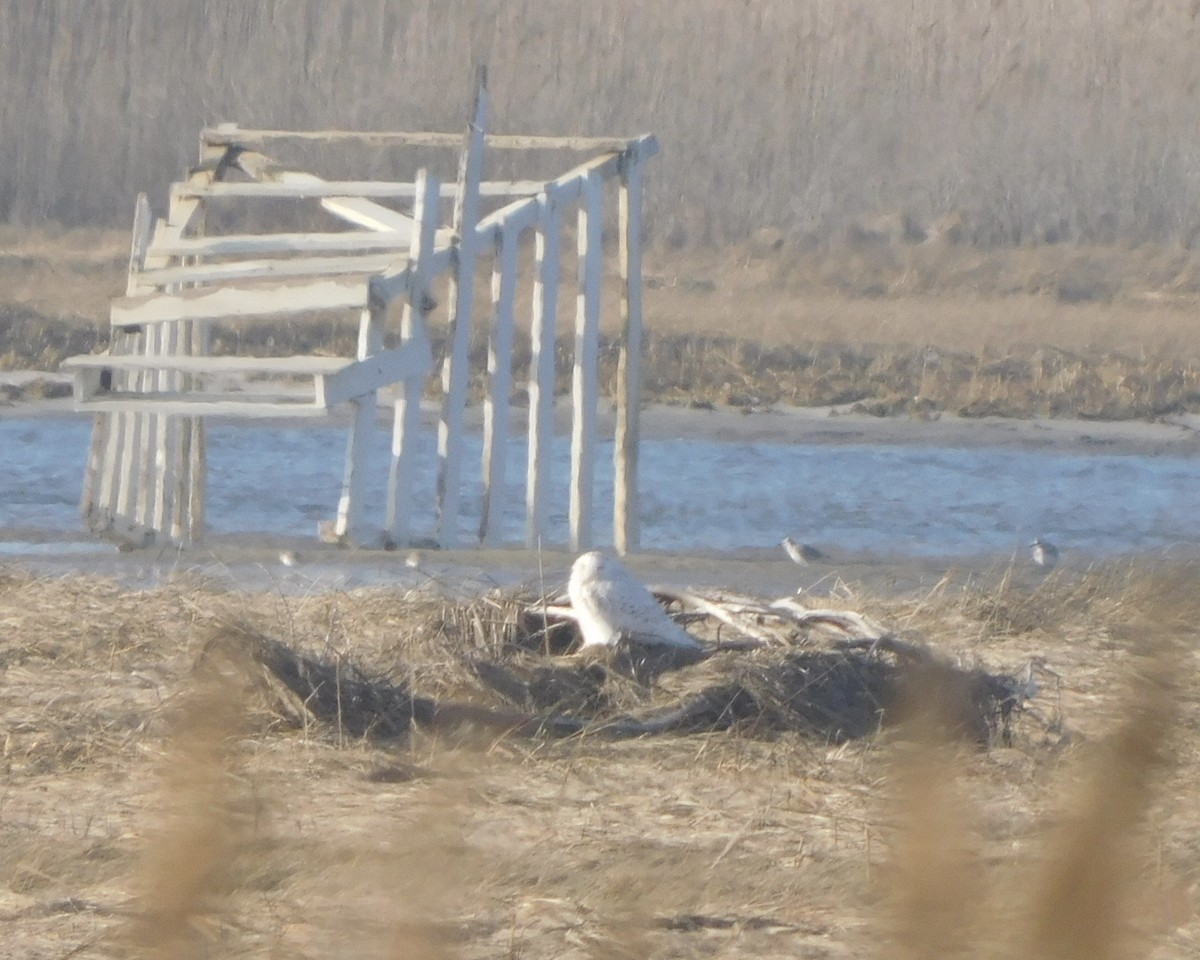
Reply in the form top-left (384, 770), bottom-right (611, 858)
top-left (1030, 538), bottom-right (1059, 569)
top-left (781, 536), bottom-right (826, 565)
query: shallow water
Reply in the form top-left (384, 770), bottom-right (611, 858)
top-left (2, 416), bottom-right (1198, 560)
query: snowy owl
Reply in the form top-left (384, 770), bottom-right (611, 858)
top-left (781, 536), bottom-right (826, 565)
top-left (567, 551), bottom-right (703, 652)
top-left (1030, 538), bottom-right (1059, 569)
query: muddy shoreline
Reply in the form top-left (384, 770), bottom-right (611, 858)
top-left (4, 367), bottom-right (1200, 457)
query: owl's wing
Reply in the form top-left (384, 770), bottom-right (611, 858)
top-left (599, 563), bottom-right (702, 650)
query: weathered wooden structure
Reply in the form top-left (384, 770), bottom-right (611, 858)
top-left (63, 85), bottom-right (657, 553)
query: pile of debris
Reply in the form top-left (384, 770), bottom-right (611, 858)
top-left (202, 554), bottom-right (1056, 748)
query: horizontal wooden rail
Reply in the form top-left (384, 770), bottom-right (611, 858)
top-left (147, 229), bottom-right (444, 259)
top-left (63, 353), bottom-right (352, 375)
top-left (472, 147), bottom-right (633, 243)
top-left (316, 336), bottom-right (433, 408)
top-left (172, 180), bottom-right (545, 200)
top-left (203, 126), bottom-right (655, 152)
top-left (138, 253), bottom-right (407, 288)
top-left (67, 337), bottom-right (432, 410)
top-left (73, 397), bottom-right (333, 419)
top-left (110, 278), bottom-right (371, 326)
top-left (225, 150), bottom-right (417, 234)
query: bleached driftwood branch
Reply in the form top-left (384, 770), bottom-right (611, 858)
top-left (537, 588), bottom-right (889, 649)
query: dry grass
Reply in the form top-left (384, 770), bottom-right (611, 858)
top-left (1, 559), bottom-right (1197, 958)
top-left (5, 227), bottom-right (1200, 420)
top-left (4, 1), bottom-right (1200, 249)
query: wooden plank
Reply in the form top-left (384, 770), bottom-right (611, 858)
top-left (185, 316), bottom-right (210, 542)
top-left (65, 353), bottom-right (352, 375)
top-left (147, 230), bottom-right (427, 259)
top-left (134, 323), bottom-right (163, 530)
top-left (346, 295), bottom-right (386, 546)
top-left (93, 338), bottom-right (131, 523)
top-left (387, 170), bottom-right (441, 544)
top-left (357, 303), bottom-right (383, 362)
top-left (139, 252), bottom-right (405, 288)
top-left (436, 76), bottom-right (487, 548)
top-left (228, 150), bottom-right (416, 235)
top-left (110, 277), bottom-right (370, 326)
top-left (479, 227), bottom-right (518, 545)
top-left (473, 193), bottom-right (540, 245)
top-left (144, 167), bottom-right (218, 543)
top-left (75, 397), bottom-right (331, 418)
top-left (79, 410), bottom-right (108, 520)
top-left (174, 180), bottom-right (544, 200)
top-left (127, 194), bottom-right (155, 286)
top-left (137, 152), bottom-right (224, 571)
top-left (115, 392), bottom-right (142, 520)
top-left (140, 315), bottom-right (185, 536)
top-left (614, 156), bottom-right (645, 555)
top-left (472, 150), bottom-right (622, 245)
top-left (569, 172), bottom-right (603, 551)
top-left (317, 337), bottom-right (432, 409)
top-left (110, 193), bottom-right (160, 528)
top-left (525, 192), bottom-right (560, 548)
top-left (82, 194), bottom-right (153, 521)
top-left (204, 126), bottom-right (658, 152)
top-left (333, 396), bottom-right (375, 541)
top-left (173, 404), bottom-right (192, 542)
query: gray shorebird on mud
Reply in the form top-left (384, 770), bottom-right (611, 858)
top-left (1030, 538), bottom-right (1059, 569)
top-left (781, 536), bottom-right (826, 565)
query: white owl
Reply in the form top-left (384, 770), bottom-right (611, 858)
top-left (567, 551), bottom-right (703, 652)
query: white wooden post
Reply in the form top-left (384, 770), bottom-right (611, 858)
top-left (178, 312), bottom-right (209, 543)
top-left (334, 394), bottom-right (374, 540)
top-left (135, 321), bottom-right (164, 530)
top-left (614, 154), bottom-right (645, 555)
top-left (141, 210), bottom-right (190, 536)
top-left (479, 225), bottom-right (518, 544)
top-left (179, 144), bottom-right (219, 544)
top-left (83, 195), bottom-right (152, 524)
top-left (569, 172), bottom-right (603, 550)
top-left (150, 321), bottom-right (179, 534)
top-left (387, 169), bottom-right (440, 544)
top-left (436, 75), bottom-right (487, 547)
top-left (332, 293), bottom-right (387, 541)
top-left (526, 190), bottom-right (560, 547)
top-left (94, 340), bottom-right (129, 524)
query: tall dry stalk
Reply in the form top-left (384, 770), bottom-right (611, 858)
top-left (121, 672), bottom-right (249, 960)
top-left (3, 1), bottom-right (1200, 245)
top-left (879, 674), bottom-right (985, 960)
top-left (880, 568), bottom-right (1191, 960)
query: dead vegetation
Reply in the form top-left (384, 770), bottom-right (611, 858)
top-left (5, 2), bottom-right (1200, 248)
top-left (201, 589), bottom-right (1040, 748)
top-left (5, 228), bottom-right (1200, 421)
top-left (1, 559), bottom-right (1197, 957)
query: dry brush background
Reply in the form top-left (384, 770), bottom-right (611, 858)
top-left (4, 2), bottom-right (1200, 416)
top-left (4, 0), bottom-right (1200, 246)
